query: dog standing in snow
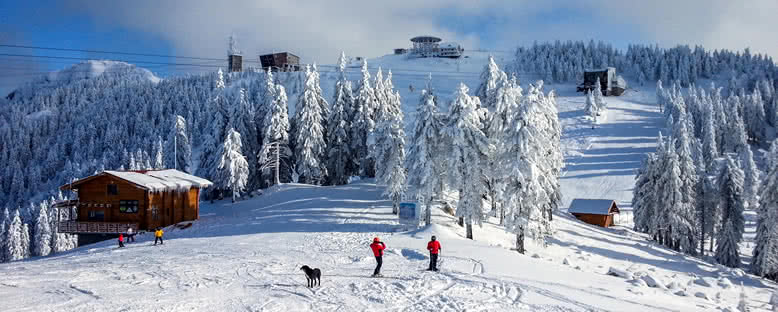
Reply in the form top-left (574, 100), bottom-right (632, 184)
top-left (300, 265), bottom-right (321, 288)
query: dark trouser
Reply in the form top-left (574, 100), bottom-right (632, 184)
top-left (128, 234), bottom-right (135, 242)
top-left (119, 241), bottom-right (125, 248)
top-left (374, 256), bottom-right (383, 275)
top-left (155, 237), bottom-right (163, 245)
top-left (429, 253), bottom-right (438, 271)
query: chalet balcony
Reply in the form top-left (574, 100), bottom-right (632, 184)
top-left (57, 221), bottom-right (139, 234)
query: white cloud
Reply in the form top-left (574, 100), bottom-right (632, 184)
top-left (66, 0), bottom-right (778, 71)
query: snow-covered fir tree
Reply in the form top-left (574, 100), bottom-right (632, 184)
top-left (592, 77), bottom-right (607, 109)
top-left (33, 202), bottom-right (51, 257)
top-left (715, 155), bottom-right (746, 268)
top-left (740, 146), bottom-right (760, 210)
top-left (373, 77), bottom-right (406, 214)
top-left (0, 207), bottom-right (9, 262)
top-left (443, 84), bottom-right (493, 240)
top-left (293, 66), bottom-right (328, 185)
top-left (168, 115), bottom-right (192, 173)
top-left (351, 59), bottom-right (376, 177)
top-left (476, 56), bottom-right (506, 110)
top-left (326, 52), bottom-right (354, 185)
top-left (5, 209), bottom-right (26, 261)
top-left (406, 80), bottom-right (445, 226)
top-left (584, 90), bottom-right (599, 120)
top-left (752, 157), bottom-right (778, 279)
top-left (260, 82), bottom-right (291, 185)
top-left (215, 128), bottom-right (249, 202)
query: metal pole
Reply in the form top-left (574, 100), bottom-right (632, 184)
top-left (174, 117), bottom-right (177, 170)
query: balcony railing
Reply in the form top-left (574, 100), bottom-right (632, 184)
top-left (57, 221), bottom-right (138, 234)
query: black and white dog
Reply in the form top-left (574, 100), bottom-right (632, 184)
top-left (300, 265), bottom-right (321, 288)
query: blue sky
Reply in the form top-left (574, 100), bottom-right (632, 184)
top-left (2, 1), bottom-right (777, 94)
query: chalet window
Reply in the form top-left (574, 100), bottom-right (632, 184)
top-left (152, 205), bottom-right (160, 220)
top-left (88, 210), bottom-right (105, 221)
top-left (119, 200), bottom-right (139, 213)
top-left (107, 184), bottom-right (118, 195)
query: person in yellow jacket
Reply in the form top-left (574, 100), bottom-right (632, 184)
top-left (154, 228), bottom-right (164, 245)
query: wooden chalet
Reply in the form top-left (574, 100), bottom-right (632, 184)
top-left (577, 67), bottom-right (626, 96)
top-left (568, 199), bottom-right (620, 227)
top-left (54, 169), bottom-right (213, 234)
top-left (259, 52), bottom-right (301, 72)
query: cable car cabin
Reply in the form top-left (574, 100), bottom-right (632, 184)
top-left (576, 67), bottom-right (626, 96)
top-left (55, 169), bottom-right (213, 234)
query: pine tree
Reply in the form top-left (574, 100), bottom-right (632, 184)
top-left (374, 85), bottom-right (406, 214)
top-left (752, 158), bottom-right (778, 279)
top-left (593, 77), bottom-right (607, 109)
top-left (326, 53), bottom-right (354, 185)
top-left (476, 55), bottom-right (506, 110)
top-left (5, 209), bottom-right (25, 261)
top-left (633, 153), bottom-right (658, 233)
top-left (407, 81), bottom-right (445, 226)
top-left (671, 115), bottom-right (699, 254)
top-left (351, 60), bottom-right (375, 177)
top-left (0, 207), bottom-right (8, 262)
top-left (215, 128), bottom-right (249, 202)
top-left (169, 115), bottom-right (192, 173)
top-left (740, 145), bottom-right (761, 211)
top-left (293, 66), bottom-right (328, 185)
top-left (260, 83), bottom-right (291, 186)
top-left (584, 90), bottom-right (599, 120)
top-left (715, 155), bottom-right (745, 268)
top-left (33, 202), bottom-right (51, 257)
top-left (444, 84), bottom-right (493, 240)
top-left (153, 137), bottom-right (164, 169)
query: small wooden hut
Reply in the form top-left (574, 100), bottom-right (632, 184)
top-left (568, 199), bottom-right (620, 227)
top-left (259, 52), bottom-right (301, 72)
top-left (577, 67), bottom-right (626, 96)
top-left (54, 169), bottom-right (212, 234)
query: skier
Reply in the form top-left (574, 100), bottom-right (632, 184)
top-left (154, 228), bottom-right (164, 245)
top-left (427, 235), bottom-right (441, 271)
top-left (118, 233), bottom-right (125, 248)
top-left (370, 237), bottom-right (386, 277)
top-left (126, 227), bottom-right (135, 243)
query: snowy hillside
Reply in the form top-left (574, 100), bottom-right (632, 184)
top-left (0, 181), bottom-right (772, 311)
top-left (1, 84), bottom-right (775, 311)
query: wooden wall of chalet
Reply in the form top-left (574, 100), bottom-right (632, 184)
top-left (147, 188), bottom-right (199, 230)
top-left (75, 175), bottom-right (148, 228)
top-left (571, 213), bottom-right (614, 227)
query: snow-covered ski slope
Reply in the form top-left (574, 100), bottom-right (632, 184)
top-left (1, 53), bottom-right (775, 311)
top-left (0, 181), bottom-right (772, 311)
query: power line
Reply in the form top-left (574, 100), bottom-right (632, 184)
top-left (0, 44), bottom-right (228, 62)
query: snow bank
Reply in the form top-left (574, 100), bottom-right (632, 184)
top-left (606, 267), bottom-right (634, 279)
top-left (640, 274), bottom-right (667, 289)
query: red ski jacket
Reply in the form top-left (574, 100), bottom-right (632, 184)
top-left (118, 234), bottom-right (124, 242)
top-left (370, 242), bottom-right (385, 257)
top-left (427, 240), bottom-right (441, 254)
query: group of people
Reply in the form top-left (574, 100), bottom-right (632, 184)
top-left (369, 235), bottom-right (441, 277)
top-left (117, 227), bottom-right (165, 248)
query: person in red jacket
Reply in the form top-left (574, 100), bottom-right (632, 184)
top-left (370, 237), bottom-right (386, 277)
top-left (427, 235), bottom-right (441, 271)
top-left (118, 234), bottom-right (125, 248)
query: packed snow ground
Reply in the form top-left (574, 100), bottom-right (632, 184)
top-left (1, 80), bottom-right (776, 311)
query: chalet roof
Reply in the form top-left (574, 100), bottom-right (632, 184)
top-left (568, 199), bottom-right (619, 215)
top-left (61, 169), bottom-right (212, 192)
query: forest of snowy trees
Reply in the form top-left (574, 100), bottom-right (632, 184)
top-left (2, 40), bottom-right (776, 263)
top-left (633, 77), bottom-right (778, 281)
top-left (512, 40), bottom-right (776, 89)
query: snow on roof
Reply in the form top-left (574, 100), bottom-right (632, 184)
top-left (104, 169), bottom-right (212, 192)
top-left (568, 199), bottom-right (618, 215)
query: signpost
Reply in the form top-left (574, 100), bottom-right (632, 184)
top-left (398, 202), bottom-right (421, 227)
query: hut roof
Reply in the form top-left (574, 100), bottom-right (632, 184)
top-left (568, 199), bottom-right (619, 215)
top-left (61, 169), bottom-right (212, 192)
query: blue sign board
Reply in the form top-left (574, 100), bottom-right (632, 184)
top-left (398, 202), bottom-right (420, 226)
